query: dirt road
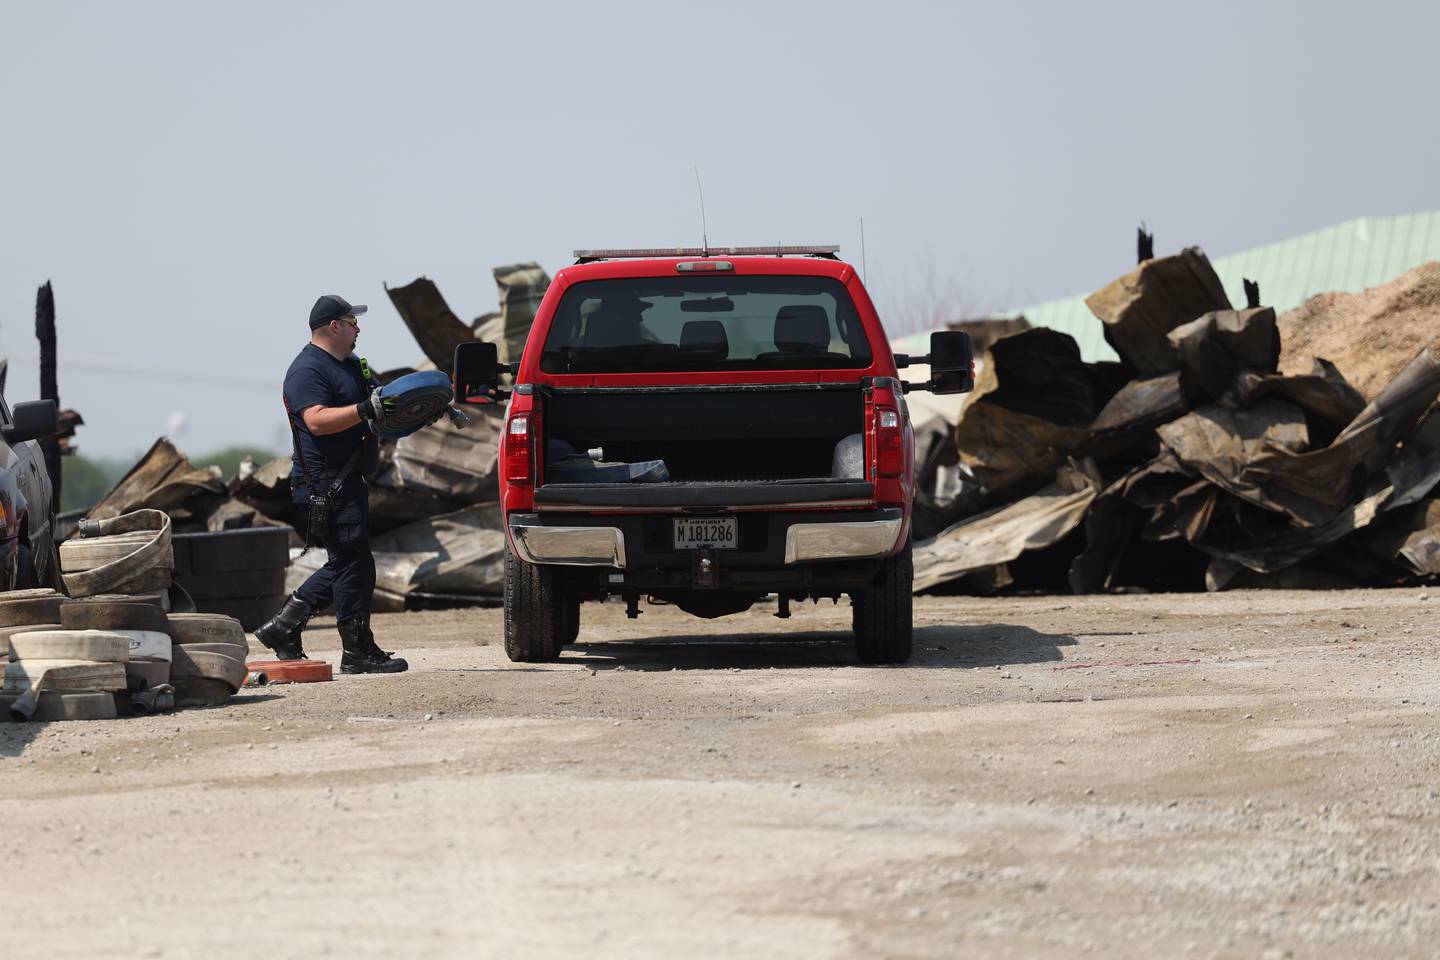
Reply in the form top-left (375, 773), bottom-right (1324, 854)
top-left (4, 589), bottom-right (1438, 958)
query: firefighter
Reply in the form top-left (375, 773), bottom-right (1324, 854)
top-left (254, 295), bottom-right (407, 674)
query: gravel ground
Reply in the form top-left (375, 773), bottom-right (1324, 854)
top-left (3, 588), bottom-right (1438, 959)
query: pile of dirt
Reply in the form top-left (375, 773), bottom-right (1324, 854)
top-left (1278, 261), bottom-right (1440, 398)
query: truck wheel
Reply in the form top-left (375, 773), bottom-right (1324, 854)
top-left (560, 599), bottom-right (581, 647)
top-left (851, 540), bottom-right (914, 664)
top-left (503, 548), bottom-right (563, 662)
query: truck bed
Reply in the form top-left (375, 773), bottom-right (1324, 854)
top-left (540, 383), bottom-right (866, 484)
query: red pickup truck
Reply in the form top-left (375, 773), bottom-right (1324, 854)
top-left (455, 246), bottom-right (973, 664)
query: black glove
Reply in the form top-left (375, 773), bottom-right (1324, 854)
top-left (357, 388), bottom-right (395, 424)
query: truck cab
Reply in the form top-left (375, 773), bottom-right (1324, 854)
top-left (456, 246), bottom-right (973, 664)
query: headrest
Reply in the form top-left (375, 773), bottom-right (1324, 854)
top-left (680, 319), bottom-right (729, 357)
top-left (581, 309), bottom-right (642, 349)
top-left (774, 305), bottom-right (831, 353)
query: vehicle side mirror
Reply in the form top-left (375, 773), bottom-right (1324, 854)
top-left (914, 331), bottom-right (975, 394)
top-left (453, 341), bottom-right (507, 404)
top-left (2, 400), bottom-right (58, 444)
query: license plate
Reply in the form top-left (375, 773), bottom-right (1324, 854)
top-left (673, 517), bottom-right (737, 550)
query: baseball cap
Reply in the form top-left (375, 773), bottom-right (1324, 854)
top-left (309, 294), bottom-right (369, 330)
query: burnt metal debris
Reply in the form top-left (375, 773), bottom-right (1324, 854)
top-left (916, 252), bottom-right (1440, 596)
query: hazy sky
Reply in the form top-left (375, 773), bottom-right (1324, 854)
top-left (3, 0), bottom-right (1437, 461)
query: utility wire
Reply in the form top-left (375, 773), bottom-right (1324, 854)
top-left (4, 352), bottom-right (273, 391)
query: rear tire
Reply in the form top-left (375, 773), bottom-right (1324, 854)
top-left (560, 598), bottom-right (581, 647)
top-left (851, 540), bottom-right (914, 664)
top-left (503, 548), bottom-right (563, 662)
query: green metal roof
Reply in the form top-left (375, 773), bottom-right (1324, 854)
top-left (897, 212), bottom-right (1440, 361)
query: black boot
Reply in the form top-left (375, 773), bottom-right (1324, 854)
top-left (338, 617), bottom-right (408, 674)
top-left (255, 594), bottom-right (313, 660)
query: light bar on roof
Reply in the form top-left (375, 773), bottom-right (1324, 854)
top-left (574, 244), bottom-right (840, 261)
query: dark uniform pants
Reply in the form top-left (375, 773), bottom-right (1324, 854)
top-left (294, 478), bottom-right (374, 622)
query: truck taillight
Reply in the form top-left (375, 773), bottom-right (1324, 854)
top-left (876, 406), bottom-right (903, 477)
top-left (505, 414), bottom-right (532, 484)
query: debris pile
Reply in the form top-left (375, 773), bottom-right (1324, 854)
top-left (915, 252), bottom-right (1440, 594)
top-left (73, 264), bottom-right (550, 612)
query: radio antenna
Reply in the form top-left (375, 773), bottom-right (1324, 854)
top-left (859, 217), bottom-right (868, 282)
top-left (694, 165), bottom-right (709, 256)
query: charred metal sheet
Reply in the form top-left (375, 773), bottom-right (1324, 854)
top-left (384, 277), bottom-right (475, 372)
top-left (1157, 399), bottom-right (1317, 524)
top-left (86, 438), bottom-right (227, 522)
top-left (389, 405), bottom-right (502, 501)
top-left (1241, 350), bottom-right (1440, 517)
top-left (1166, 307), bottom-right (1280, 404)
top-left (1196, 430), bottom-right (1440, 586)
top-left (286, 504), bottom-right (505, 603)
top-left (1232, 358), bottom-right (1365, 446)
top-left (1089, 372), bottom-right (1188, 433)
top-left (473, 262), bottom-right (551, 365)
top-left (1084, 247), bottom-right (1232, 375)
top-left (953, 402), bottom-right (1091, 497)
top-left (983, 328), bottom-right (1102, 426)
top-left (913, 460), bottom-right (1101, 592)
top-left (1066, 477), bottom-right (1136, 594)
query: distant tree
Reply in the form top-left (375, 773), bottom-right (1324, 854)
top-left (60, 455), bottom-right (129, 513)
top-left (193, 445), bottom-right (281, 483)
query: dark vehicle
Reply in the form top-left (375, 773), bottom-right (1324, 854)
top-left (0, 377), bottom-right (61, 590)
top-left (456, 246), bottom-right (973, 664)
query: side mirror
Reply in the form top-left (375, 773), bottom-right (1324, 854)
top-left (2, 399), bottom-right (58, 444)
top-left (928, 330), bottom-right (975, 394)
top-left (453, 341), bottom-right (506, 404)
top-left (902, 331), bottom-right (974, 394)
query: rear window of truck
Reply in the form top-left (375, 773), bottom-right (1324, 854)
top-left (539, 276), bottom-right (873, 374)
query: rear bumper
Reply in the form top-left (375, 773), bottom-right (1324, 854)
top-left (508, 509), bottom-right (902, 569)
top-left (783, 519), bottom-right (902, 564)
top-left (510, 523), bottom-right (626, 567)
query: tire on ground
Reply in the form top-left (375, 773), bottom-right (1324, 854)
top-left (561, 599), bottom-right (580, 647)
top-left (167, 613), bottom-right (246, 646)
top-left (503, 549), bottom-right (563, 662)
top-left (61, 600), bottom-right (169, 634)
top-left (851, 541), bottom-right (914, 665)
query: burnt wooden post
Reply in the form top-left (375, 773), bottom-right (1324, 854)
top-left (35, 281), bottom-right (61, 512)
top-left (1137, 225), bottom-right (1155, 264)
top-left (1243, 278), bottom-right (1262, 309)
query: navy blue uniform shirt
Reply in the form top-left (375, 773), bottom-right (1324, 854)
top-left (283, 344), bottom-right (376, 496)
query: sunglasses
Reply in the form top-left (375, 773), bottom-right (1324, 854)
top-left (335, 316), bottom-right (359, 329)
